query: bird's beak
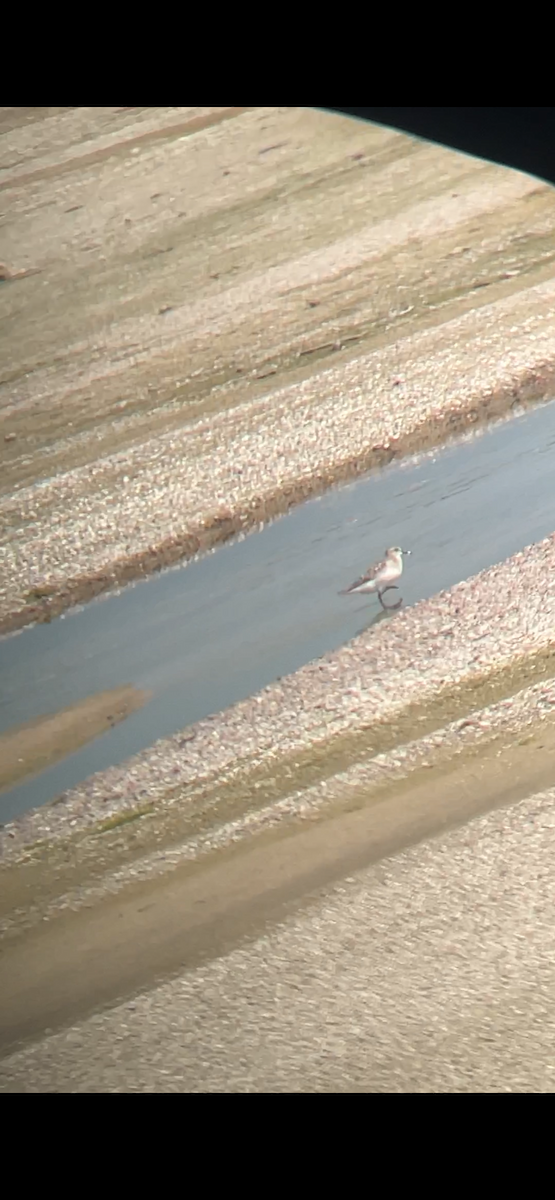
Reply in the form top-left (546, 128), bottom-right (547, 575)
top-left (403, 549), bottom-right (412, 556)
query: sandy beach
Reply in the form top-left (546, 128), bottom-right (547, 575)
top-left (2, 109), bottom-right (555, 1087)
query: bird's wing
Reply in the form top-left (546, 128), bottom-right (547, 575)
top-left (342, 558), bottom-right (386, 593)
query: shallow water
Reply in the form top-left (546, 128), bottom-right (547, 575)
top-left (2, 399), bottom-right (555, 821)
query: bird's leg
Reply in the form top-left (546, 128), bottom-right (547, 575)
top-left (379, 586), bottom-right (402, 611)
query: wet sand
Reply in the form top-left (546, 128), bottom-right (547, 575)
top-left (3, 534), bottom-right (555, 937)
top-left (2, 107), bottom-right (555, 632)
top-left (3, 780), bottom-right (555, 1093)
top-left (2, 110), bottom-right (555, 1076)
top-left (1, 698), bottom-right (555, 1054)
top-left (0, 685), bottom-right (149, 792)
top-left (1, 112), bottom-right (554, 864)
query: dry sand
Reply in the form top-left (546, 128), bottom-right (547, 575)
top-left (2, 106), bottom-right (555, 632)
top-left (2, 111), bottom-right (555, 1041)
top-left (2, 532), bottom-right (555, 918)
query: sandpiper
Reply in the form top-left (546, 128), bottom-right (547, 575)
top-left (340, 547), bottom-right (411, 608)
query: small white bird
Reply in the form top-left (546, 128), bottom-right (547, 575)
top-left (340, 546), bottom-right (411, 607)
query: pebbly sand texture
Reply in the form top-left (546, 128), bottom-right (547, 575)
top-left (2, 106), bottom-right (555, 883)
top-left (2, 107), bottom-right (555, 633)
top-left (2, 781), bottom-right (555, 1093)
top-left (3, 532), bottom-right (555, 871)
top-left (4, 109), bottom-right (555, 1089)
top-left (2, 666), bottom-right (555, 942)
top-left (2, 277), bottom-right (555, 634)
